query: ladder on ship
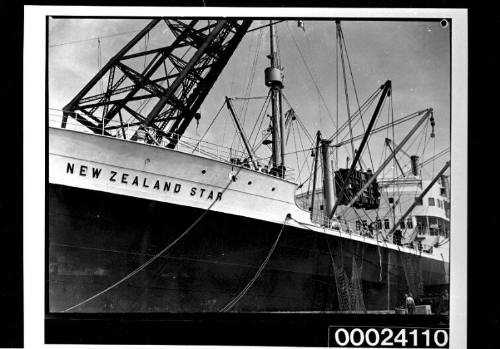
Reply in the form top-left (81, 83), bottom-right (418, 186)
top-left (332, 255), bottom-right (365, 312)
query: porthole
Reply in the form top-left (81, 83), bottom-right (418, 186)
top-left (272, 187), bottom-right (276, 191)
top-left (201, 170), bottom-right (206, 174)
top-left (248, 181), bottom-right (252, 185)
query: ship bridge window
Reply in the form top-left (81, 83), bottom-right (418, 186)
top-left (362, 220), bottom-right (367, 229)
top-left (384, 219), bottom-right (390, 229)
top-left (417, 222), bottom-right (425, 234)
top-left (400, 220), bottom-right (406, 229)
top-left (406, 218), bottom-right (414, 229)
top-left (428, 197), bottom-right (435, 206)
top-left (429, 217), bottom-right (439, 235)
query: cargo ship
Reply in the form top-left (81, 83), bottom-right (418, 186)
top-left (48, 18), bottom-right (450, 314)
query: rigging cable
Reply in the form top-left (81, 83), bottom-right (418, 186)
top-left (333, 109), bottom-right (424, 147)
top-left (61, 165), bottom-right (244, 313)
top-left (337, 24), bottom-right (356, 159)
top-left (295, 119), bottom-right (313, 176)
top-left (291, 122), bottom-right (304, 182)
top-left (249, 90), bottom-right (272, 149)
top-left (376, 232), bottom-right (383, 282)
top-left (328, 86), bottom-right (381, 142)
top-left (191, 101), bottom-right (226, 153)
top-left (231, 29), bottom-right (261, 153)
top-left (49, 29), bottom-right (144, 48)
top-left (246, 20), bottom-right (286, 33)
top-left (336, 20), bottom-right (339, 169)
top-left (256, 109), bottom-right (427, 161)
top-left (338, 24), bottom-right (376, 172)
top-left (281, 93), bottom-right (314, 142)
top-left (432, 132), bottom-right (437, 177)
top-left (143, 32), bottom-right (149, 71)
top-left (97, 37), bottom-right (104, 95)
top-left (241, 29), bottom-right (264, 121)
top-left (286, 23), bottom-right (337, 130)
top-left (220, 215), bottom-right (289, 312)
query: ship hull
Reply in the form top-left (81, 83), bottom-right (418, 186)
top-left (49, 183), bottom-right (448, 313)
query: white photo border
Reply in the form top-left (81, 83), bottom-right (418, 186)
top-left (24, 5), bottom-right (467, 349)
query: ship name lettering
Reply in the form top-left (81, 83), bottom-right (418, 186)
top-left (66, 162), bottom-right (101, 179)
top-left (163, 181), bottom-right (182, 193)
top-left (132, 176), bottom-right (139, 186)
top-left (163, 181), bottom-right (171, 191)
top-left (79, 165), bottom-right (87, 176)
top-left (174, 183), bottom-right (181, 193)
top-left (190, 186), bottom-right (223, 201)
top-left (109, 170), bottom-right (117, 182)
top-left (65, 162), bottom-right (221, 201)
top-left (92, 168), bottom-right (101, 178)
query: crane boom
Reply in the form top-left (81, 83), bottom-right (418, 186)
top-left (62, 19), bottom-right (252, 148)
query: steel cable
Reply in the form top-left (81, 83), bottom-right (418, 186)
top-left (61, 166), bottom-right (243, 313)
top-left (219, 215), bottom-right (289, 312)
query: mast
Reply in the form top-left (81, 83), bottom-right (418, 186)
top-left (310, 132), bottom-right (321, 221)
top-left (265, 21), bottom-right (285, 177)
top-left (226, 97), bottom-right (257, 170)
top-left (311, 131), bottom-right (335, 225)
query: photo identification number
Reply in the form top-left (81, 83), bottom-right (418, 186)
top-left (328, 327), bottom-right (449, 348)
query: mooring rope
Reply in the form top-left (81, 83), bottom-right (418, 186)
top-left (377, 238), bottom-right (383, 282)
top-left (61, 166), bottom-right (243, 313)
top-left (219, 215), bottom-right (289, 312)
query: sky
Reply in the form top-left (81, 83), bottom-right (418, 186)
top-left (48, 18), bottom-right (451, 185)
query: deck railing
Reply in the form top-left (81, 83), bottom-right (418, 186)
top-left (311, 214), bottom-right (437, 255)
top-left (49, 110), bottom-right (296, 181)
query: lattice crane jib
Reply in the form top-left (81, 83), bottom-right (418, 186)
top-left (62, 19), bottom-right (252, 148)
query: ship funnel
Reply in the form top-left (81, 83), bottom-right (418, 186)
top-left (440, 175), bottom-right (450, 197)
top-left (410, 155), bottom-right (419, 176)
top-left (321, 139), bottom-right (335, 217)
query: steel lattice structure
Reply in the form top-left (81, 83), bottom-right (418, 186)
top-left (62, 18), bottom-right (252, 148)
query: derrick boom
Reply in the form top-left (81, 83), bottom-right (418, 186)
top-left (62, 19), bottom-right (252, 148)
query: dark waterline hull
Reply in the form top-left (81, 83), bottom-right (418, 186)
top-left (48, 183), bottom-right (448, 313)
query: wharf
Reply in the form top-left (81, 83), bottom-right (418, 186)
top-left (46, 312), bottom-right (449, 346)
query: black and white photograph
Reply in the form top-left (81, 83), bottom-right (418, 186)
top-left (22, 6), bottom-right (468, 348)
